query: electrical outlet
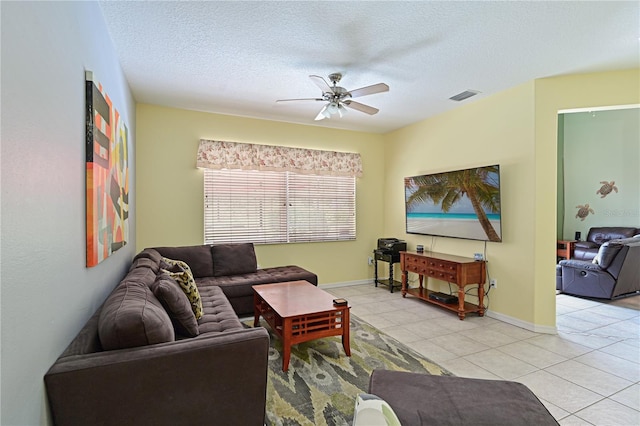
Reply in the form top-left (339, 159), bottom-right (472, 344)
top-left (368, 256), bottom-right (373, 266)
top-left (490, 278), bottom-right (497, 289)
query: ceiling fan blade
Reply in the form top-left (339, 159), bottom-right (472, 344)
top-left (348, 83), bottom-right (389, 98)
top-left (276, 98), bottom-right (323, 102)
top-left (343, 100), bottom-right (379, 115)
top-left (309, 75), bottom-right (333, 93)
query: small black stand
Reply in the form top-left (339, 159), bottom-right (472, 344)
top-left (373, 249), bottom-right (402, 293)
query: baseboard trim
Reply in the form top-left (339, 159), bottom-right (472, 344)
top-left (320, 281), bottom-right (558, 334)
top-left (320, 279), bottom-right (373, 289)
top-left (486, 310), bottom-right (557, 335)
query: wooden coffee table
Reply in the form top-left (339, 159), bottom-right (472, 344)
top-left (252, 280), bottom-right (351, 372)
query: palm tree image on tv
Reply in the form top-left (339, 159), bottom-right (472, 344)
top-left (405, 165), bottom-right (502, 242)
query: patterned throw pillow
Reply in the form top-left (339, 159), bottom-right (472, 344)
top-left (161, 257), bottom-right (203, 320)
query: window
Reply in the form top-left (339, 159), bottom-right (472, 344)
top-left (204, 169), bottom-right (356, 244)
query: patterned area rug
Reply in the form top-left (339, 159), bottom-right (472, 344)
top-left (247, 315), bottom-right (451, 426)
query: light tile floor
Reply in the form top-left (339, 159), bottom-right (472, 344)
top-left (327, 284), bottom-right (640, 425)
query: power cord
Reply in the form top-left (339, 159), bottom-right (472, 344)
top-left (429, 236), bottom-right (436, 253)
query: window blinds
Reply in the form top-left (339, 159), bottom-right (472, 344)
top-left (204, 169), bottom-right (355, 245)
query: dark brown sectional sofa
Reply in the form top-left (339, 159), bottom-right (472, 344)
top-left (573, 226), bottom-right (639, 261)
top-left (152, 243), bottom-right (318, 315)
top-left (45, 243), bottom-right (317, 426)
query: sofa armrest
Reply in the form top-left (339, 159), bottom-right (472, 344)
top-left (559, 259), bottom-right (602, 271)
top-left (574, 241), bottom-right (597, 249)
top-left (45, 327), bottom-right (269, 426)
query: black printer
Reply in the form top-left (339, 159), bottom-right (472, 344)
top-left (376, 238), bottom-right (407, 254)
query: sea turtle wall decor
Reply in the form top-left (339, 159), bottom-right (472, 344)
top-left (596, 180), bottom-right (618, 198)
top-left (575, 203), bottom-right (595, 221)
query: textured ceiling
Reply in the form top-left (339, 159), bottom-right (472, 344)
top-left (99, 1), bottom-right (639, 134)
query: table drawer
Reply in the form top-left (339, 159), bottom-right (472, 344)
top-left (426, 268), bottom-right (457, 282)
top-left (405, 255), bottom-right (428, 274)
top-left (425, 259), bottom-right (457, 282)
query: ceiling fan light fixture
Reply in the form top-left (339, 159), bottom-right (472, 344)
top-left (337, 103), bottom-right (348, 118)
top-left (315, 104), bottom-right (329, 121)
top-left (281, 73), bottom-right (389, 120)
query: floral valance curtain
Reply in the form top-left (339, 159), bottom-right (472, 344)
top-left (196, 139), bottom-right (363, 177)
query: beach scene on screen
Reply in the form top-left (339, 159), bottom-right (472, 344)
top-left (405, 166), bottom-right (502, 242)
top-left (406, 212), bottom-right (501, 241)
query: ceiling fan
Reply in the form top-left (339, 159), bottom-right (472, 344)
top-left (276, 73), bottom-right (389, 121)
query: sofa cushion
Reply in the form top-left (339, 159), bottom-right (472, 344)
top-left (574, 241), bottom-right (597, 250)
top-left (161, 257), bottom-right (204, 319)
top-left (587, 227), bottom-right (638, 245)
top-left (149, 272), bottom-right (199, 337)
top-left (129, 257), bottom-right (160, 274)
top-left (196, 266), bottom-right (318, 315)
top-left (123, 265), bottom-right (158, 284)
top-left (211, 243), bottom-right (257, 277)
top-left (133, 248), bottom-right (163, 264)
top-left (197, 285), bottom-right (244, 333)
top-left (152, 245), bottom-right (214, 278)
top-left (98, 280), bottom-right (174, 351)
top-left (592, 241), bottom-right (623, 269)
top-left (197, 266), bottom-right (318, 298)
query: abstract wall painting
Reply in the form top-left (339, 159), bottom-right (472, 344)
top-left (85, 71), bottom-right (129, 267)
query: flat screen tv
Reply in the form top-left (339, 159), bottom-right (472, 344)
top-left (404, 164), bottom-right (502, 242)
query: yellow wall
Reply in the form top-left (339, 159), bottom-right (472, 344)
top-left (532, 68), bottom-right (640, 327)
top-left (383, 68), bottom-right (639, 329)
top-left (383, 82), bottom-right (538, 325)
top-left (136, 105), bottom-right (385, 285)
top-left (137, 69), bottom-right (638, 329)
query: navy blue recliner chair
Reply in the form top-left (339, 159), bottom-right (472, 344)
top-left (557, 237), bottom-right (640, 299)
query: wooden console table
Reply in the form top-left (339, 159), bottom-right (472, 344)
top-left (400, 251), bottom-right (486, 320)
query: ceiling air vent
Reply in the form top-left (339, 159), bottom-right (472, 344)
top-left (449, 90), bottom-right (480, 102)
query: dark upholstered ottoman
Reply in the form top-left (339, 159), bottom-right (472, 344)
top-left (368, 370), bottom-right (558, 425)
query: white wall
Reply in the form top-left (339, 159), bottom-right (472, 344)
top-left (1, 2), bottom-right (136, 424)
